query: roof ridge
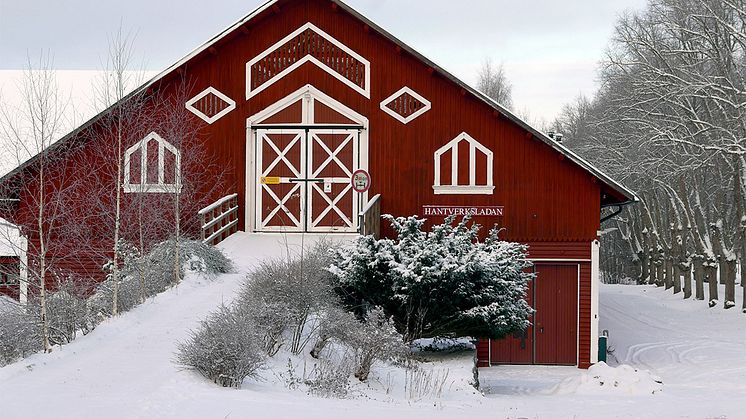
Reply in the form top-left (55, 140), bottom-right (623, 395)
top-left (0, 0), bottom-right (636, 204)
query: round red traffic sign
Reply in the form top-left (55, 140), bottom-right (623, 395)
top-left (351, 169), bottom-right (371, 193)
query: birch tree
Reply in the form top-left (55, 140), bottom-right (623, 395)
top-left (92, 27), bottom-right (143, 315)
top-left (0, 54), bottom-right (74, 351)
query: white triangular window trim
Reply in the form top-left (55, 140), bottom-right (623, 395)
top-left (433, 132), bottom-right (494, 195)
top-left (185, 86), bottom-right (236, 124)
top-left (123, 132), bottom-right (182, 194)
top-left (379, 87), bottom-right (431, 124)
top-left (245, 23), bottom-right (371, 100)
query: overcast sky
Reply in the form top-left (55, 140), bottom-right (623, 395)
top-left (0, 0), bottom-right (647, 124)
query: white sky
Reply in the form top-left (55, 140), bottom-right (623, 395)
top-left (0, 0), bottom-right (647, 126)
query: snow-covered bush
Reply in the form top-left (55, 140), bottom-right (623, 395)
top-left (309, 306), bottom-right (359, 359)
top-left (0, 303), bottom-right (41, 366)
top-left (91, 238), bottom-right (233, 319)
top-left (336, 307), bottom-right (407, 382)
top-left (88, 270), bottom-right (145, 319)
top-left (176, 304), bottom-right (266, 388)
top-left (330, 215), bottom-right (534, 341)
top-left (44, 283), bottom-right (91, 345)
top-left (412, 337), bottom-right (475, 354)
top-left (305, 355), bottom-right (354, 398)
top-left (171, 239), bottom-right (233, 277)
top-left (238, 241), bottom-right (336, 356)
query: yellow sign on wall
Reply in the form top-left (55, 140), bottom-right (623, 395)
top-left (261, 176), bottom-right (281, 185)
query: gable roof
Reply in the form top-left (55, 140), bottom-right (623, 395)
top-left (0, 0), bottom-right (636, 206)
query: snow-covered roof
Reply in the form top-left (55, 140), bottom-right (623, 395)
top-left (0, 0), bottom-right (637, 206)
top-left (0, 217), bottom-right (21, 257)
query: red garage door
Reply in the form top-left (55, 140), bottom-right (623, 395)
top-left (534, 264), bottom-right (578, 365)
top-left (489, 263), bottom-right (578, 366)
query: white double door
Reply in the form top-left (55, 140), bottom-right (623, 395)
top-left (254, 128), bottom-right (361, 232)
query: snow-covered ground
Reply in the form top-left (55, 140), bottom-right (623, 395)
top-left (480, 283), bottom-right (746, 418)
top-left (1, 233), bottom-right (745, 418)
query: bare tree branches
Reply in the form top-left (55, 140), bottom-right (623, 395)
top-left (476, 59), bottom-right (513, 109)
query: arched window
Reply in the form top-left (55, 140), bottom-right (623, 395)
top-left (123, 132), bottom-right (181, 193)
top-left (433, 132), bottom-right (494, 195)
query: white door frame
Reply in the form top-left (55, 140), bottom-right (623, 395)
top-left (246, 84), bottom-right (369, 233)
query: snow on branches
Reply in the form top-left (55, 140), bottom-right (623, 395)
top-left (330, 215), bottom-right (534, 342)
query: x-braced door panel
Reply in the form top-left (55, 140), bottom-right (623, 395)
top-left (307, 130), bottom-right (358, 232)
top-left (255, 129), bottom-right (305, 231)
top-left (255, 128), bottom-right (360, 233)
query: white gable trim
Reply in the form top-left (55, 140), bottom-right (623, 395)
top-left (379, 87), bottom-right (431, 124)
top-left (246, 22), bottom-right (371, 100)
top-left (123, 132), bottom-right (182, 194)
top-left (247, 84), bottom-right (368, 127)
top-left (433, 132), bottom-right (494, 195)
top-left (185, 86), bottom-right (237, 124)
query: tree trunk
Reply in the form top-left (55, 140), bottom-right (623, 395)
top-left (638, 251), bottom-right (648, 285)
top-left (706, 263), bottom-right (719, 307)
top-left (649, 256), bottom-right (658, 285)
top-left (724, 259), bottom-right (736, 309)
top-left (656, 260), bottom-right (665, 288)
top-left (693, 257), bottom-right (704, 300)
top-left (673, 263), bottom-right (683, 295)
top-left (37, 157), bottom-right (51, 353)
top-left (665, 257), bottom-right (674, 290)
top-left (682, 261), bottom-right (691, 299)
top-left (174, 190), bottom-right (181, 284)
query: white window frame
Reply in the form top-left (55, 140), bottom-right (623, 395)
top-left (246, 22), bottom-right (371, 99)
top-left (123, 132), bottom-right (182, 194)
top-left (185, 86), bottom-right (236, 124)
top-left (433, 132), bottom-right (494, 195)
top-left (379, 87), bottom-right (431, 124)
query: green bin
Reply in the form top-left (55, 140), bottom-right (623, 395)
top-left (598, 335), bottom-right (608, 363)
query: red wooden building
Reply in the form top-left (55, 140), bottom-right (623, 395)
top-left (0, 0), bottom-right (635, 368)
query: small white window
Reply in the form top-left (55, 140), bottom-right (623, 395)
top-left (0, 266), bottom-right (18, 285)
top-left (123, 132), bottom-right (182, 193)
top-left (433, 132), bottom-right (494, 195)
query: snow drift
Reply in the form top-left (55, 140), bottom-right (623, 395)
top-left (552, 362), bottom-right (663, 396)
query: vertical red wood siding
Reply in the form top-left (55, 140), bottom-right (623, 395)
top-left (3, 0), bottom-right (610, 368)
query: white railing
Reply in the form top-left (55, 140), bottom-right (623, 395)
top-left (199, 193), bottom-right (239, 245)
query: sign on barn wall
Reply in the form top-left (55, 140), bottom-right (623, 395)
top-left (422, 205), bottom-right (504, 217)
top-left (260, 176), bottom-right (281, 185)
top-left (351, 169), bottom-right (371, 193)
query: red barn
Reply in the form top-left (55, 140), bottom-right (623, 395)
top-left (0, 0), bottom-right (635, 368)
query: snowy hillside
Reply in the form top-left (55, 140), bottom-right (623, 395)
top-left (1, 234), bottom-right (745, 418)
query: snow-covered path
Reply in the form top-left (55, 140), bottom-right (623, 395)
top-left (0, 233), bottom-right (362, 419)
top-left (2, 235), bottom-right (746, 419)
top-left (601, 284), bottom-right (746, 413)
